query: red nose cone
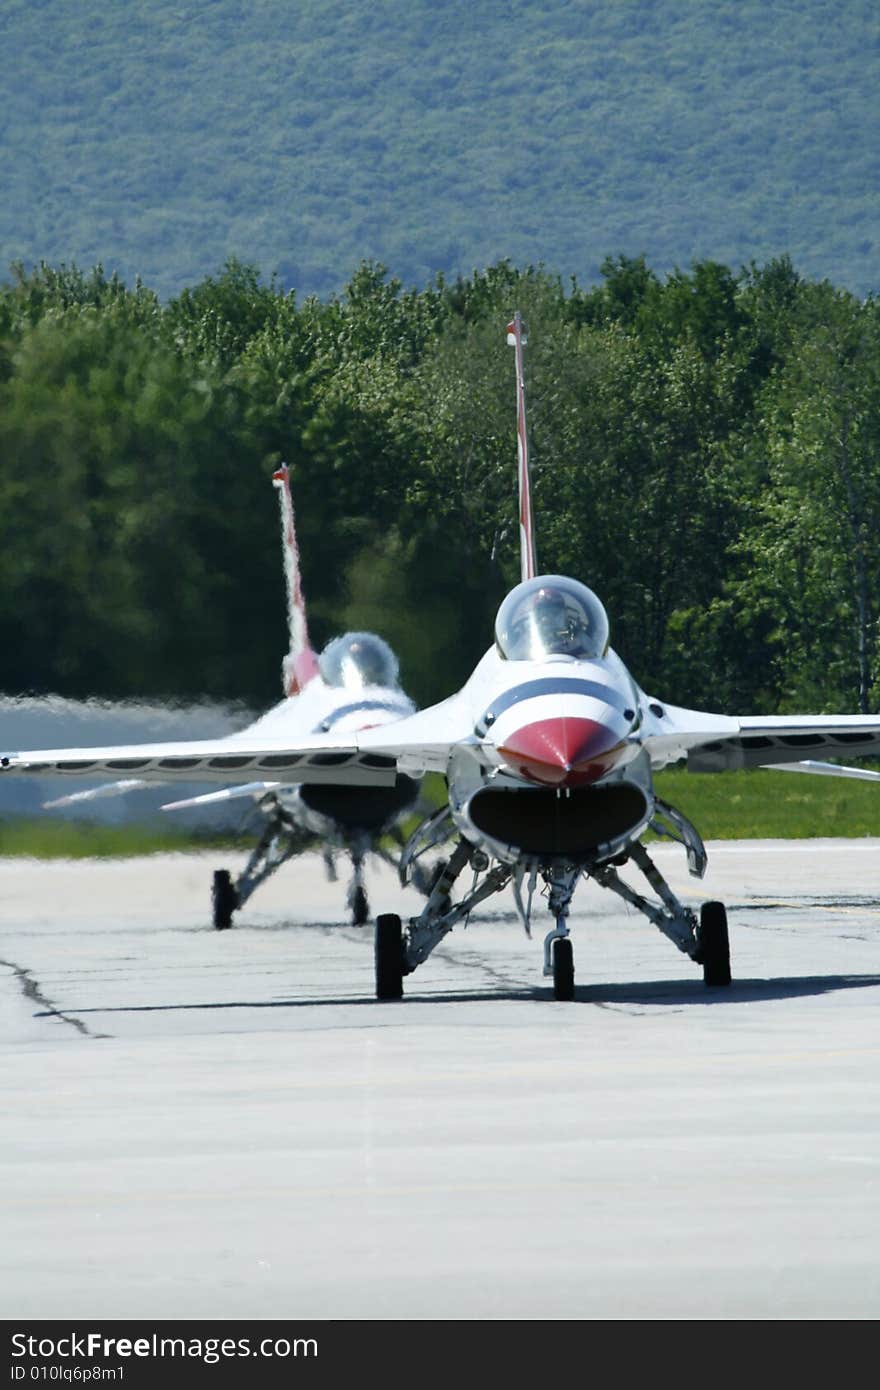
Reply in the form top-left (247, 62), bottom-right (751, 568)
top-left (498, 718), bottom-right (625, 787)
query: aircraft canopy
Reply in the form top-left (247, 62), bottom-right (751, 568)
top-left (495, 576), bottom-right (610, 661)
top-left (319, 632), bottom-right (400, 690)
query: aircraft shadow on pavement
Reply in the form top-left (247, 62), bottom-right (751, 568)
top-left (36, 971), bottom-right (880, 1019)
top-left (565, 973), bottom-right (880, 1006)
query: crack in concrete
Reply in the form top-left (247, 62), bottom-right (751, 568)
top-left (0, 958), bottom-right (110, 1038)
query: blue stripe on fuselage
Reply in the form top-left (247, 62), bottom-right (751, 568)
top-left (313, 699), bottom-right (412, 733)
top-left (474, 678), bottom-right (632, 738)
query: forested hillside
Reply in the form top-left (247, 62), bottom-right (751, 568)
top-left (2, 0), bottom-right (878, 300)
top-left (1, 254), bottom-right (878, 720)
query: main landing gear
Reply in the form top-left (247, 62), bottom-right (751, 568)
top-left (696, 900), bottom-right (731, 987)
top-left (347, 870), bottom-right (370, 928)
top-left (210, 796), bottom-right (375, 930)
top-left (212, 869), bottom-right (239, 931)
top-left (375, 913), bottom-right (405, 1000)
top-left (591, 841), bottom-right (731, 989)
top-left (211, 796), bottom-right (303, 930)
top-left (376, 808), bottom-right (732, 1000)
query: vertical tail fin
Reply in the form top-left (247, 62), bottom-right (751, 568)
top-left (272, 464), bottom-right (320, 695)
top-left (506, 311), bottom-right (537, 582)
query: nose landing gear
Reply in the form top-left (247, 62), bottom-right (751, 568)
top-left (212, 869), bottom-right (239, 931)
top-left (542, 866), bottom-right (579, 1000)
top-left (550, 936), bottom-right (575, 1000)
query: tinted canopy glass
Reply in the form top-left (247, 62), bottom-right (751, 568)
top-left (495, 576), bottom-right (610, 661)
top-left (318, 632), bottom-right (400, 690)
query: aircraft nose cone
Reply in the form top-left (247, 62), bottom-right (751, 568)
top-left (498, 717), bottom-right (624, 786)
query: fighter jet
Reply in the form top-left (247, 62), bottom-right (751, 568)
top-left (5, 317), bottom-right (880, 997)
top-left (6, 463), bottom-right (422, 929)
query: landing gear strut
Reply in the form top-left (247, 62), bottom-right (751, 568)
top-left (212, 796), bottom-right (302, 930)
top-left (591, 841), bottom-right (732, 988)
top-left (542, 865), bottom-right (579, 1000)
top-left (372, 836), bottom-right (512, 999)
top-left (374, 803), bottom-right (732, 999)
top-left (211, 798), bottom-right (378, 930)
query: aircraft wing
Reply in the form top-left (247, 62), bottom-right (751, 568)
top-left (0, 734), bottom-right (399, 786)
top-left (351, 692), bottom-right (479, 773)
top-left (645, 704), bottom-right (880, 772)
top-left (0, 690), bottom-right (479, 785)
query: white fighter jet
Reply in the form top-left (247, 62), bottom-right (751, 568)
top-left (5, 463), bottom-right (422, 929)
top-left (4, 317), bottom-right (880, 997)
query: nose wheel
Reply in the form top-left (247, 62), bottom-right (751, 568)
top-left (551, 936), bottom-right (575, 1000)
top-left (375, 914), bottom-right (405, 1000)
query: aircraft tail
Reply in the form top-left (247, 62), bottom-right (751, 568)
top-left (272, 464), bottom-right (320, 695)
top-left (506, 311), bottom-right (538, 582)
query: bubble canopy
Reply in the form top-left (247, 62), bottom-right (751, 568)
top-left (318, 633), bottom-right (400, 690)
top-left (495, 576), bottom-right (610, 661)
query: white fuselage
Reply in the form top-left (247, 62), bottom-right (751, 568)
top-left (230, 679), bottom-right (417, 844)
top-left (440, 645), bottom-right (663, 867)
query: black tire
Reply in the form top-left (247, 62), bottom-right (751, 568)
top-left (552, 936), bottom-right (575, 1001)
top-left (698, 901), bottom-right (731, 987)
top-left (212, 869), bottom-right (238, 931)
top-left (375, 914), bottom-right (405, 1000)
top-left (351, 885), bottom-right (370, 927)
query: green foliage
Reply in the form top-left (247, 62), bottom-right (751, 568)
top-left (1, 250), bottom-right (879, 726)
top-left (728, 287), bottom-right (880, 712)
top-left (2, 2), bottom-right (878, 302)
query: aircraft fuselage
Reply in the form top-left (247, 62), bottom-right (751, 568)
top-left (446, 645), bottom-right (658, 866)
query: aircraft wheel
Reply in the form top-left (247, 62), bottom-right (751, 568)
top-left (552, 936), bottom-right (575, 1001)
top-left (351, 885), bottom-right (370, 927)
top-left (375, 914), bottom-right (404, 1000)
top-left (212, 869), bottom-right (238, 931)
top-left (698, 901), bottom-right (731, 987)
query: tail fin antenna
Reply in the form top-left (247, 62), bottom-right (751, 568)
top-left (506, 311), bottom-right (537, 581)
top-left (272, 464), bottom-right (320, 695)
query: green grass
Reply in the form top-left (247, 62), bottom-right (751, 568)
top-left (0, 818), bottom-right (250, 859)
top-left (2, 767), bottom-right (879, 858)
top-left (653, 767), bottom-right (880, 840)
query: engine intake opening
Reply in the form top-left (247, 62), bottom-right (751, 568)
top-left (469, 783), bottom-right (647, 856)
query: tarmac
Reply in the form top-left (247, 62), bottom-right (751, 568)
top-left (1, 841), bottom-right (879, 1319)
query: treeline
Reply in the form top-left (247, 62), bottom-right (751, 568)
top-left (0, 255), bottom-right (878, 717)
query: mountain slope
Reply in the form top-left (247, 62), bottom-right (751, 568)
top-left (2, 0), bottom-right (878, 298)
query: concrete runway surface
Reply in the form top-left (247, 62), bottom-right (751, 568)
top-left (1, 841), bottom-right (879, 1320)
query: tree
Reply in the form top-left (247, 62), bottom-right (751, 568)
top-left (733, 286), bottom-right (880, 711)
